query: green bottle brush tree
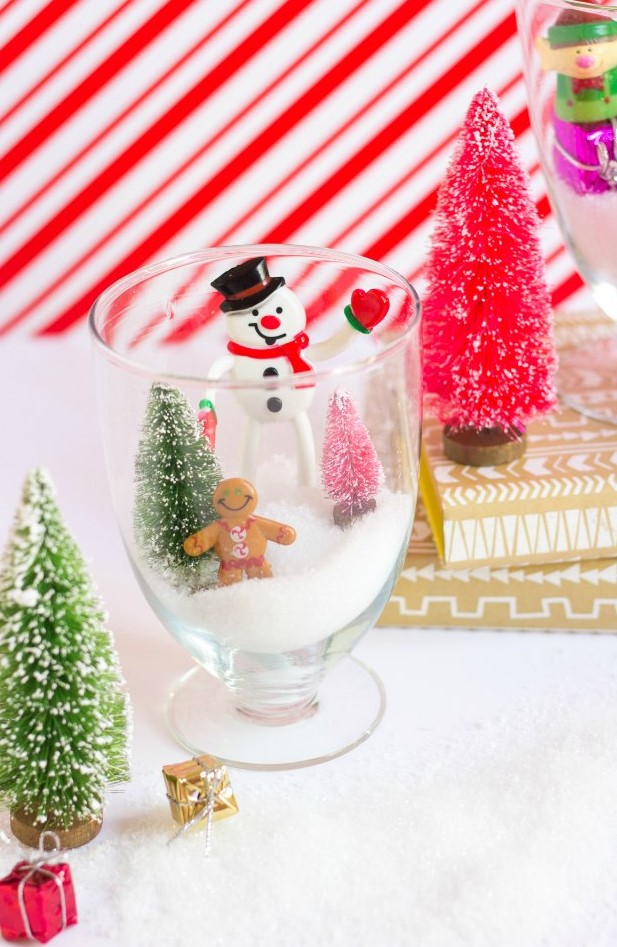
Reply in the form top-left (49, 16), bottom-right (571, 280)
top-left (133, 382), bottom-right (223, 593)
top-left (0, 468), bottom-right (131, 849)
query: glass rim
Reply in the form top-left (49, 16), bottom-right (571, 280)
top-left (87, 242), bottom-right (421, 389)
top-left (520, 0), bottom-right (617, 11)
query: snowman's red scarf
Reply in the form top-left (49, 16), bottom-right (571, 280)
top-left (227, 332), bottom-right (312, 374)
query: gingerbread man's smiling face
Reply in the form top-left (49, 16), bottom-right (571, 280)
top-left (213, 478), bottom-right (258, 519)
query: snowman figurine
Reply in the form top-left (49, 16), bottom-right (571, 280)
top-left (207, 256), bottom-right (389, 486)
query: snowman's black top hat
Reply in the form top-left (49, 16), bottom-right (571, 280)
top-left (211, 257), bottom-right (285, 312)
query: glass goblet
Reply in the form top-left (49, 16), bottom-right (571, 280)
top-left (516, 0), bottom-right (617, 423)
top-left (89, 244), bottom-right (421, 769)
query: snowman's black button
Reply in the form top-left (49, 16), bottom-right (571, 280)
top-left (263, 367), bottom-right (279, 377)
top-left (267, 397), bottom-right (283, 413)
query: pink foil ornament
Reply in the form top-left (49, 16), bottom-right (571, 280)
top-left (553, 112), bottom-right (617, 193)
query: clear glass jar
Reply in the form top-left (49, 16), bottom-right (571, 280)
top-left (89, 243), bottom-right (421, 767)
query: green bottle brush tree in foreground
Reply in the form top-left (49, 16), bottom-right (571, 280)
top-left (0, 468), bottom-right (131, 848)
top-left (134, 382), bottom-right (223, 592)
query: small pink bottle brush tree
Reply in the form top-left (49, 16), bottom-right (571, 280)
top-left (422, 87), bottom-right (558, 466)
top-left (321, 388), bottom-right (384, 528)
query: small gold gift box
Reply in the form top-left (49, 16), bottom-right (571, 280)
top-left (162, 754), bottom-right (239, 829)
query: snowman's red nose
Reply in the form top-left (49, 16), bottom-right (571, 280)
top-left (260, 314), bottom-right (281, 330)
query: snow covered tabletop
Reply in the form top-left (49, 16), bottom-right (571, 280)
top-left (2, 333), bottom-right (617, 946)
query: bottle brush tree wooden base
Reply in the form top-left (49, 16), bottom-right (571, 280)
top-left (443, 425), bottom-right (527, 467)
top-left (10, 808), bottom-right (102, 850)
top-left (333, 497), bottom-right (377, 528)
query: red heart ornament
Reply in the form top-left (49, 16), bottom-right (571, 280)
top-left (350, 288), bottom-right (389, 331)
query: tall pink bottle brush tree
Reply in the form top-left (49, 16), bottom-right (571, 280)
top-left (422, 87), bottom-right (558, 466)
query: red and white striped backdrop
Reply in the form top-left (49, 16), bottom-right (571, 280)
top-left (0, 0), bottom-right (591, 340)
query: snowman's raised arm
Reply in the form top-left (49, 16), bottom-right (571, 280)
top-left (308, 288), bottom-right (390, 362)
top-left (307, 322), bottom-right (355, 362)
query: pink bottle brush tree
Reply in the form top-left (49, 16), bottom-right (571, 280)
top-left (422, 87), bottom-right (558, 466)
top-left (321, 388), bottom-right (384, 528)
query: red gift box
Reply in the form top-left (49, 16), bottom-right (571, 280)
top-left (0, 859), bottom-right (77, 943)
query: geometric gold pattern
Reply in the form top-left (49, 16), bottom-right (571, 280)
top-left (420, 405), bottom-right (617, 568)
top-left (379, 501), bottom-right (617, 631)
top-left (383, 312), bottom-right (617, 630)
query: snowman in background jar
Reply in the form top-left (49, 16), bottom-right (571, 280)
top-left (206, 257), bottom-right (389, 487)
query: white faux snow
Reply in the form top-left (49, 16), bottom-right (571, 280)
top-left (5, 632), bottom-right (617, 947)
top-left (142, 486), bottom-right (413, 653)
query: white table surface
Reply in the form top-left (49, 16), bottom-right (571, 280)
top-left (2, 332), bottom-right (617, 947)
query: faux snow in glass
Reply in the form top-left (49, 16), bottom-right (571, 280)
top-left (517, 0), bottom-right (617, 424)
top-left (89, 244), bottom-right (421, 769)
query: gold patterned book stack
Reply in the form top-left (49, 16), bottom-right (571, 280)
top-left (380, 500), bottom-right (617, 631)
top-left (382, 311), bottom-right (617, 631)
top-left (420, 405), bottom-right (617, 569)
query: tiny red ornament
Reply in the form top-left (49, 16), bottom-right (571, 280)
top-left (0, 856), bottom-right (77, 944)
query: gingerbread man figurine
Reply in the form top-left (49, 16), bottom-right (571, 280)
top-left (183, 477), bottom-right (296, 587)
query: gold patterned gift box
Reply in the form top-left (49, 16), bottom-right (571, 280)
top-left (420, 309), bottom-right (617, 570)
top-left (379, 501), bottom-right (617, 632)
top-left (420, 407), bottom-right (617, 569)
top-left (163, 755), bottom-right (239, 828)
top-left (380, 310), bottom-right (617, 630)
